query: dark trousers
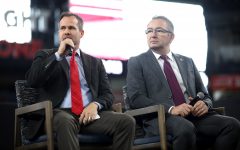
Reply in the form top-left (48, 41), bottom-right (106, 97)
top-left (53, 109), bottom-right (135, 150)
top-left (143, 112), bottom-right (240, 150)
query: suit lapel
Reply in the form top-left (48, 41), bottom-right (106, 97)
top-left (80, 51), bottom-right (92, 86)
top-left (172, 53), bottom-right (189, 90)
top-left (60, 58), bottom-right (70, 83)
top-left (146, 50), bottom-right (170, 89)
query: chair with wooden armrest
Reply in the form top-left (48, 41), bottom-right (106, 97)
top-left (125, 105), bottom-right (168, 150)
top-left (14, 80), bottom-right (122, 150)
top-left (122, 85), bottom-right (169, 150)
top-left (122, 85), bottom-right (225, 150)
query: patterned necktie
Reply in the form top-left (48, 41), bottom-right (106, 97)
top-left (70, 50), bottom-right (83, 115)
top-left (160, 55), bottom-right (185, 106)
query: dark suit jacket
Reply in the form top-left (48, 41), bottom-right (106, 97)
top-left (127, 50), bottom-right (213, 113)
top-left (25, 48), bottom-right (113, 139)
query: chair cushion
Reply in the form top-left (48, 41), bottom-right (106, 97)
top-left (134, 135), bottom-right (173, 145)
top-left (23, 133), bottom-right (112, 145)
top-left (134, 134), bottom-right (214, 148)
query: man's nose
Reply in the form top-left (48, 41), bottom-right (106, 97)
top-left (152, 30), bottom-right (159, 35)
top-left (64, 28), bottom-right (71, 34)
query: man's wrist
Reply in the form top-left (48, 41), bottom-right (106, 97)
top-left (55, 52), bottom-right (63, 61)
top-left (92, 102), bottom-right (102, 110)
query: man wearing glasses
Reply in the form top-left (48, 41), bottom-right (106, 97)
top-left (126, 16), bottom-right (240, 150)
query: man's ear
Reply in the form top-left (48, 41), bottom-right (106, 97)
top-left (80, 30), bottom-right (84, 37)
top-left (169, 33), bottom-right (175, 43)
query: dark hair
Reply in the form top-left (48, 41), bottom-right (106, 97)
top-left (152, 16), bottom-right (174, 33)
top-left (59, 12), bottom-right (84, 30)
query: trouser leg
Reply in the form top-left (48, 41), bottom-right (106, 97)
top-left (193, 114), bottom-right (240, 150)
top-left (53, 109), bottom-right (80, 150)
top-left (81, 111), bottom-right (135, 150)
top-left (166, 115), bottom-right (196, 150)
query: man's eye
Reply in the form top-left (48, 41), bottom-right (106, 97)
top-left (156, 29), bottom-right (164, 33)
top-left (147, 30), bottom-right (153, 33)
top-left (145, 29), bottom-right (153, 34)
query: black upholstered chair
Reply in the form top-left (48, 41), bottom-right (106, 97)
top-left (122, 85), bottom-right (225, 150)
top-left (14, 80), bottom-right (122, 150)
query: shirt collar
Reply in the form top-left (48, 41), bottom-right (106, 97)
top-left (75, 48), bottom-right (81, 57)
top-left (151, 50), bottom-right (174, 61)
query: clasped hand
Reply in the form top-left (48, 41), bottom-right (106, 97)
top-left (171, 100), bottom-right (208, 117)
top-left (79, 102), bottom-right (99, 125)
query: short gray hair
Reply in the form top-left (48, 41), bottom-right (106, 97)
top-left (152, 16), bottom-right (174, 33)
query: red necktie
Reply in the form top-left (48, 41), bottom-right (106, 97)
top-left (70, 50), bottom-right (83, 115)
top-left (160, 55), bottom-right (185, 106)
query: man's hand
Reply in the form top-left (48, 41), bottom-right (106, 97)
top-left (191, 100), bottom-right (208, 117)
top-left (57, 38), bottom-right (74, 57)
top-left (171, 103), bottom-right (193, 117)
top-left (79, 102), bottom-right (99, 125)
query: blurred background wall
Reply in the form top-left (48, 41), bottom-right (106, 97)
top-left (0, 0), bottom-right (240, 149)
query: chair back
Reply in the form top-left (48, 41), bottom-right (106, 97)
top-left (15, 80), bottom-right (41, 143)
top-left (122, 85), bottom-right (130, 111)
top-left (15, 80), bottom-right (40, 108)
top-left (122, 85), bottom-right (147, 138)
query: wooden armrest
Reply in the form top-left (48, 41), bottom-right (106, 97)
top-left (212, 107), bottom-right (225, 115)
top-left (14, 100), bottom-right (54, 149)
top-left (112, 103), bottom-right (122, 113)
top-left (15, 101), bottom-right (52, 116)
top-left (124, 104), bottom-right (167, 150)
top-left (124, 104), bottom-right (164, 117)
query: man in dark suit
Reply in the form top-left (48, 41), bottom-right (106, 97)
top-left (127, 15), bottom-right (240, 150)
top-left (26, 12), bottom-right (135, 150)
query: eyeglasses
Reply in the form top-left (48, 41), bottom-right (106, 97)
top-left (145, 28), bottom-right (172, 35)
